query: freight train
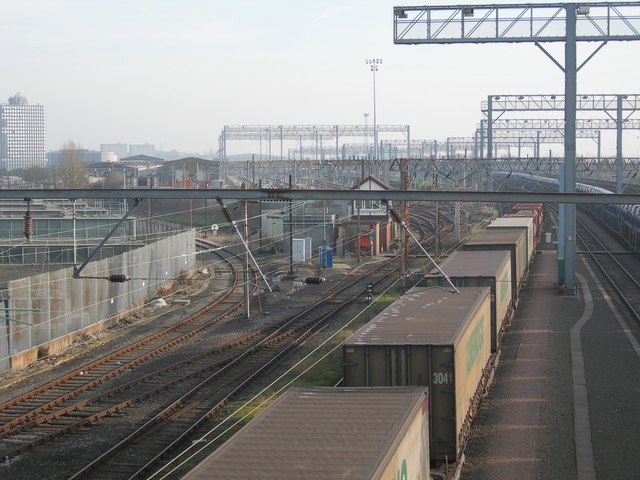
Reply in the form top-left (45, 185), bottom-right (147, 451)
top-left (186, 201), bottom-right (543, 478)
top-left (343, 201), bottom-right (542, 464)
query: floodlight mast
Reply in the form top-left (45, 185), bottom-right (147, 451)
top-left (394, 2), bottom-right (640, 295)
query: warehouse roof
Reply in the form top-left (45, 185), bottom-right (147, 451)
top-left (183, 386), bottom-right (428, 480)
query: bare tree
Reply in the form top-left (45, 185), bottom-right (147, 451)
top-left (22, 166), bottom-right (53, 185)
top-left (57, 140), bottom-right (89, 188)
top-left (102, 171), bottom-right (124, 188)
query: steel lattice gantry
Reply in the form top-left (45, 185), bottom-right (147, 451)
top-left (393, 2), bottom-right (640, 295)
top-left (481, 94), bottom-right (640, 188)
top-left (226, 155), bottom-right (640, 193)
top-left (218, 124), bottom-right (411, 162)
top-left (478, 127), bottom-right (602, 158)
top-left (480, 117), bottom-right (640, 158)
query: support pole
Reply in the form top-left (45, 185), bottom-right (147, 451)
top-left (74, 199), bottom-right (141, 278)
top-left (243, 184), bottom-right (250, 319)
top-left (217, 197), bottom-right (272, 293)
top-left (562, 3), bottom-right (578, 294)
top-left (289, 175), bottom-right (294, 275)
top-left (386, 203), bottom-right (460, 294)
top-left (616, 94), bottom-right (623, 193)
top-left (487, 96), bottom-right (493, 159)
top-left (72, 199), bottom-right (77, 267)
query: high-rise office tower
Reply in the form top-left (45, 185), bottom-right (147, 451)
top-left (0, 93), bottom-right (46, 171)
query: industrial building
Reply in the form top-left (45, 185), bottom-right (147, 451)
top-left (0, 93), bottom-right (46, 171)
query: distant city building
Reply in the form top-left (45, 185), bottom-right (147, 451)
top-left (101, 151), bottom-right (118, 162)
top-left (48, 149), bottom-right (101, 167)
top-left (119, 154), bottom-right (165, 163)
top-left (129, 143), bottom-right (155, 156)
top-left (0, 93), bottom-right (46, 171)
top-left (100, 143), bottom-right (128, 160)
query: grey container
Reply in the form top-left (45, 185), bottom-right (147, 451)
top-left (343, 287), bottom-right (492, 462)
top-left (461, 228), bottom-right (527, 305)
top-left (418, 250), bottom-right (512, 352)
top-left (182, 387), bottom-right (430, 480)
top-left (487, 216), bottom-right (535, 264)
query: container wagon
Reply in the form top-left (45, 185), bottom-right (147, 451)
top-left (512, 202), bottom-right (543, 236)
top-left (356, 234), bottom-right (373, 256)
top-left (461, 228), bottom-right (528, 306)
top-left (505, 210), bottom-right (540, 244)
top-left (487, 216), bottom-right (535, 263)
top-left (418, 250), bottom-right (513, 352)
top-left (343, 287), bottom-right (492, 463)
top-left (182, 387), bottom-right (430, 480)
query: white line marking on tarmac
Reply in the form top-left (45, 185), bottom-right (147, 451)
top-left (572, 274), bottom-right (597, 480)
top-left (582, 260), bottom-right (640, 358)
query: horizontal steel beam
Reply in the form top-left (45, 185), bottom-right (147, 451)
top-left (394, 3), bottom-right (640, 44)
top-left (221, 124), bottom-right (409, 140)
top-left (2, 188), bottom-right (639, 205)
top-left (481, 94), bottom-right (640, 112)
top-left (481, 118), bottom-right (640, 130)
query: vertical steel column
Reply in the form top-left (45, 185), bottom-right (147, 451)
top-left (289, 175), bottom-right (294, 275)
top-left (487, 96), bottom-right (493, 160)
top-left (562, 3), bottom-right (577, 293)
top-left (536, 130), bottom-right (541, 157)
top-left (400, 159), bottom-right (409, 287)
top-left (335, 125), bottom-right (339, 160)
top-left (616, 95), bottom-right (623, 193)
top-left (242, 184), bottom-right (250, 319)
top-left (280, 125), bottom-right (283, 162)
top-left (222, 126), bottom-right (227, 180)
top-left (373, 67), bottom-right (378, 160)
top-left (597, 130), bottom-right (602, 160)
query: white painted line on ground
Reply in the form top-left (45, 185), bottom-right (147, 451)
top-left (582, 260), bottom-right (640, 358)
top-left (572, 274), bottom-right (597, 480)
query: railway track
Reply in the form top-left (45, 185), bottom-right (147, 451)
top-left (576, 215), bottom-right (640, 325)
top-left (66, 256), bottom-right (401, 479)
top-left (0, 245), bottom-right (400, 479)
top-left (0, 244), bottom-right (253, 457)
top-left (0, 209), bottom-right (462, 479)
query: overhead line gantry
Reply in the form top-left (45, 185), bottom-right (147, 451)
top-left (394, 1), bottom-right (640, 295)
top-left (482, 94), bottom-right (640, 190)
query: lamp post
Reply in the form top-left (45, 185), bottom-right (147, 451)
top-left (365, 58), bottom-right (382, 160)
top-left (363, 112), bottom-right (369, 159)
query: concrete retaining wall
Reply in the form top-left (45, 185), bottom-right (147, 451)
top-left (0, 230), bottom-right (196, 371)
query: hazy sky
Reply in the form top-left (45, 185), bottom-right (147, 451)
top-left (2, 0), bottom-right (640, 156)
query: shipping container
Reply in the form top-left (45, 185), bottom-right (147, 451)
top-left (418, 250), bottom-right (512, 351)
top-left (505, 209), bottom-right (540, 243)
top-left (513, 202), bottom-right (544, 235)
top-left (182, 387), bottom-right (430, 480)
top-left (487, 216), bottom-right (535, 263)
top-left (343, 287), bottom-right (492, 462)
top-left (462, 228), bottom-right (528, 304)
